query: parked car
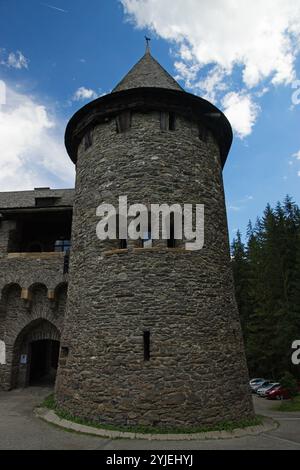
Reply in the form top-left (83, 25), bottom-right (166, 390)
top-left (250, 378), bottom-right (265, 392)
top-left (266, 383), bottom-right (300, 400)
top-left (250, 378), bottom-right (265, 386)
top-left (251, 380), bottom-right (273, 393)
top-left (266, 385), bottom-right (291, 400)
top-left (257, 382), bottom-right (280, 397)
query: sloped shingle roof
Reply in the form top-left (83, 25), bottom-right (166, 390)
top-left (113, 50), bottom-right (184, 93)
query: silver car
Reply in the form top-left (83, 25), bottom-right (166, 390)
top-left (250, 378), bottom-right (266, 392)
top-left (257, 382), bottom-right (280, 397)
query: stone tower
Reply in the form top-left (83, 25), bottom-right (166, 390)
top-left (55, 47), bottom-right (254, 429)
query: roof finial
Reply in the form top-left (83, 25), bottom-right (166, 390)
top-left (145, 35), bottom-right (151, 54)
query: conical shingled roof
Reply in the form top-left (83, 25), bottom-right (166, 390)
top-left (112, 49), bottom-right (184, 93)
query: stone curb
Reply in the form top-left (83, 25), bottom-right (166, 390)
top-left (35, 408), bottom-right (278, 441)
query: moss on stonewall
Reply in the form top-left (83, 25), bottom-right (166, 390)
top-left (41, 394), bottom-right (263, 435)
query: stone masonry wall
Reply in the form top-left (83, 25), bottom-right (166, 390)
top-left (0, 220), bottom-right (16, 257)
top-left (55, 109), bottom-right (254, 429)
top-left (0, 256), bottom-right (67, 390)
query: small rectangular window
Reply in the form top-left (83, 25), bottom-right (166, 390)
top-left (84, 130), bottom-right (93, 150)
top-left (143, 330), bottom-right (150, 361)
top-left (116, 110), bottom-right (131, 133)
top-left (35, 197), bottom-right (59, 207)
top-left (169, 113), bottom-right (176, 131)
top-left (55, 240), bottom-right (71, 253)
top-left (61, 346), bottom-right (69, 358)
top-left (119, 239), bottom-right (127, 249)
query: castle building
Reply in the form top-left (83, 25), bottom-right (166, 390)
top-left (0, 47), bottom-right (254, 429)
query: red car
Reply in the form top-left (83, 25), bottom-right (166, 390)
top-left (266, 384), bottom-right (300, 400)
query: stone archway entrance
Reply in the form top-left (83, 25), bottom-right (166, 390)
top-left (29, 339), bottom-right (60, 385)
top-left (11, 319), bottom-right (61, 389)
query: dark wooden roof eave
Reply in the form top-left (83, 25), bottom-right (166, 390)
top-left (65, 87), bottom-right (233, 168)
top-left (0, 206), bottom-right (73, 217)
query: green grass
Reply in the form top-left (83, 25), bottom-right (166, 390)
top-left (41, 394), bottom-right (263, 435)
top-left (273, 395), bottom-right (300, 412)
top-left (42, 394), bottom-right (56, 409)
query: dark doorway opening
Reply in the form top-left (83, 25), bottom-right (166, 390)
top-left (29, 340), bottom-right (60, 386)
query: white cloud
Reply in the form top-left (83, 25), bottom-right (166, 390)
top-left (174, 61), bottom-right (199, 88)
top-left (1, 51), bottom-right (29, 69)
top-left (290, 150), bottom-right (300, 177)
top-left (122, 0), bottom-right (300, 86)
top-left (292, 150), bottom-right (300, 160)
top-left (178, 44), bottom-right (193, 62)
top-left (255, 87), bottom-right (269, 98)
top-left (222, 92), bottom-right (260, 139)
top-left (228, 195), bottom-right (254, 212)
top-left (175, 62), bottom-right (229, 102)
top-left (121, 0), bottom-right (300, 137)
top-left (73, 86), bottom-right (98, 101)
top-left (229, 205), bottom-right (241, 212)
top-left (193, 66), bottom-right (229, 103)
top-left (0, 84), bottom-right (74, 191)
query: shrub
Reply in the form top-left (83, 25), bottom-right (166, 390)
top-left (280, 371), bottom-right (298, 398)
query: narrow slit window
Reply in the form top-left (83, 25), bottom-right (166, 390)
top-left (116, 110), bottom-right (131, 133)
top-left (169, 113), bottom-right (176, 131)
top-left (167, 212), bottom-right (176, 248)
top-left (63, 252), bottom-right (70, 274)
top-left (84, 130), bottom-right (93, 150)
top-left (198, 123), bottom-right (208, 143)
top-left (117, 216), bottom-right (127, 249)
top-left (143, 330), bottom-right (150, 361)
top-left (160, 111), bottom-right (168, 131)
top-left (142, 216), bottom-right (152, 248)
top-left (142, 232), bottom-right (152, 248)
top-left (141, 213), bottom-right (153, 248)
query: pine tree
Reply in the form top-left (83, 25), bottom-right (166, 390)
top-left (232, 196), bottom-right (300, 379)
top-left (231, 230), bottom-right (250, 336)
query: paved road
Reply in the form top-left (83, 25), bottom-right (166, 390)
top-left (0, 387), bottom-right (300, 449)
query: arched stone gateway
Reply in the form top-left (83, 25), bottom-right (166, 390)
top-left (11, 319), bottom-right (60, 389)
top-left (0, 281), bottom-right (66, 391)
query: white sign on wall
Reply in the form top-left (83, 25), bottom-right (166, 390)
top-left (0, 340), bottom-right (6, 365)
top-left (20, 354), bottom-right (27, 365)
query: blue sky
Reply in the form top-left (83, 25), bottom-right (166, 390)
top-left (0, 0), bottom-right (300, 241)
